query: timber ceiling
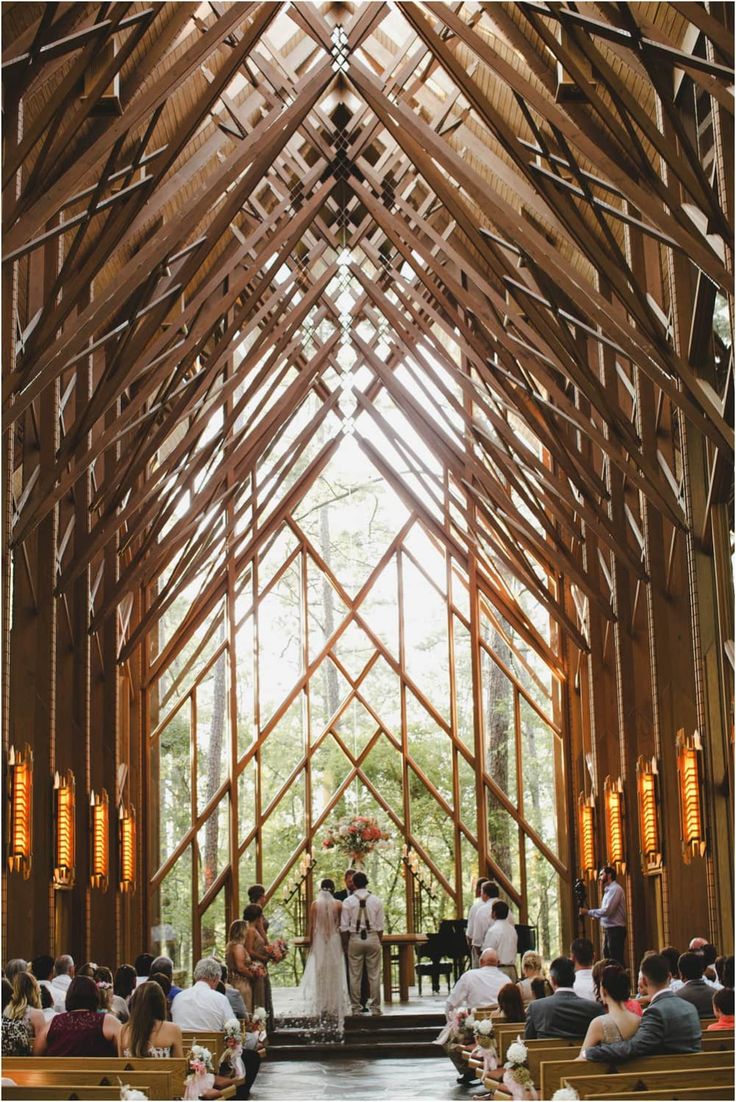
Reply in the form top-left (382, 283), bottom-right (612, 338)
top-left (2, 1), bottom-right (733, 669)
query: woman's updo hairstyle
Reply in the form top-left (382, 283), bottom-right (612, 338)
top-left (600, 965), bottom-right (631, 1003)
top-left (320, 878), bottom-right (335, 892)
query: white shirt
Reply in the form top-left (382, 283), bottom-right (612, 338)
top-left (339, 889), bottom-right (384, 934)
top-left (472, 901), bottom-right (494, 948)
top-left (170, 981), bottom-right (234, 1031)
top-left (481, 918), bottom-right (518, 965)
top-left (50, 974), bottom-right (72, 1012)
top-left (446, 966), bottom-right (509, 1015)
top-left (466, 898), bottom-right (484, 943)
top-left (573, 968), bottom-right (596, 1002)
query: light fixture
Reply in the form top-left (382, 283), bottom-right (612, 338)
top-left (119, 804), bottom-right (136, 892)
top-left (7, 745), bottom-right (33, 878)
top-left (577, 792), bottom-right (596, 877)
top-left (89, 789), bottom-right (109, 891)
top-left (53, 770), bottom-right (76, 889)
top-left (636, 756), bottom-right (662, 873)
top-left (676, 729), bottom-right (706, 862)
top-left (604, 775), bottom-right (626, 873)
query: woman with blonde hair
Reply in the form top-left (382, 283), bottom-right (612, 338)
top-left (3, 971), bottom-right (46, 1042)
top-left (516, 951), bottom-right (551, 1007)
top-left (226, 919), bottom-right (256, 1013)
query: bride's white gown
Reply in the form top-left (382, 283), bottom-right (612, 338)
top-left (294, 889), bottom-right (350, 1037)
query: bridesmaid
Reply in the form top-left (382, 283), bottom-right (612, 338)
top-left (226, 920), bottom-right (255, 1013)
top-left (243, 904), bottom-right (268, 1010)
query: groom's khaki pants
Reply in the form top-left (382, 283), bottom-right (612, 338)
top-left (348, 932), bottom-right (381, 1011)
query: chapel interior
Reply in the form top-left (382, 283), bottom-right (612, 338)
top-left (2, 0), bottom-right (734, 996)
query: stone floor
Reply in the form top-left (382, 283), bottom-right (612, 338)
top-left (252, 1055), bottom-right (476, 1100)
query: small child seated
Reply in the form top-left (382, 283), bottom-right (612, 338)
top-left (707, 986), bottom-right (734, 1030)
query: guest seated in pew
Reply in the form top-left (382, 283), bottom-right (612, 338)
top-left (149, 970), bottom-right (173, 1014)
top-left (492, 983), bottom-right (525, 1022)
top-left (723, 956), bottom-right (734, 989)
top-left (525, 957), bottom-right (604, 1039)
top-left (517, 951), bottom-right (551, 1008)
top-left (659, 946), bottom-right (683, 992)
top-left (94, 966), bottom-right (129, 1023)
top-left (171, 958), bottom-right (236, 1030)
top-left (219, 963), bottom-right (248, 1020)
top-left (592, 959), bottom-right (642, 1016)
top-left (114, 964), bottom-right (137, 1006)
top-left (50, 955), bottom-right (75, 1012)
top-left (2, 973), bottom-right (46, 1056)
top-left (38, 984), bottom-right (56, 1022)
top-left (575, 966), bottom-right (640, 1059)
top-left (581, 953), bottom-right (701, 1062)
top-left (150, 955), bottom-right (183, 1003)
top-left (445, 948), bottom-right (509, 1016)
top-left (34, 975), bottom-right (121, 1056)
top-left (118, 979), bottom-right (183, 1057)
top-left (5, 960), bottom-right (29, 985)
top-left (571, 938), bottom-right (596, 1002)
top-left (31, 956), bottom-right (56, 1005)
top-left (134, 953), bottom-right (155, 988)
top-left (707, 987), bottom-right (734, 1031)
top-left (699, 944), bottom-right (723, 989)
top-left (676, 952), bottom-right (718, 1017)
top-left (77, 962), bottom-right (98, 979)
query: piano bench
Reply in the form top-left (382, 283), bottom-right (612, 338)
top-left (416, 961), bottom-right (453, 995)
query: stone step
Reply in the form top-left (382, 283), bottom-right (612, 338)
top-left (271, 1025), bottom-right (440, 1046)
top-left (345, 1012), bottom-right (446, 1030)
top-left (268, 1040), bottom-right (442, 1061)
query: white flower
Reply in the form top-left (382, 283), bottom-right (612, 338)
top-left (505, 1040), bottom-right (528, 1066)
top-left (121, 1089), bottom-right (148, 1100)
top-left (224, 1018), bottom-right (241, 1039)
top-left (464, 1014), bottom-right (476, 1029)
top-left (473, 1018), bottom-right (494, 1036)
top-left (551, 1089), bottom-right (580, 1101)
top-left (252, 1006), bottom-right (268, 1021)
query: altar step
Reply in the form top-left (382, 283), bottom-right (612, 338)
top-left (270, 1011), bottom-right (445, 1061)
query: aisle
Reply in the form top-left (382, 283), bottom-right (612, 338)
top-left (253, 1055), bottom-right (471, 1100)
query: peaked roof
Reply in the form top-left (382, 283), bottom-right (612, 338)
top-left (4, 1), bottom-right (733, 668)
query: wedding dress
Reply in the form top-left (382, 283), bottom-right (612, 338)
top-left (293, 889), bottom-right (350, 1039)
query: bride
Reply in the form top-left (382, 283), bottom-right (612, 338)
top-left (293, 878), bottom-right (350, 1037)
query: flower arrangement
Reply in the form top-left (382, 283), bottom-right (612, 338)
top-left (221, 1018), bottom-right (245, 1079)
top-left (183, 1044), bottom-right (215, 1100)
top-left (120, 1089), bottom-right (147, 1101)
top-left (502, 1038), bottom-right (538, 1100)
top-left (322, 815), bottom-right (390, 862)
top-left (470, 1017), bottom-right (498, 1078)
top-left (253, 1006), bottom-right (268, 1024)
top-left (550, 1090), bottom-right (580, 1101)
top-left (265, 938), bottom-right (288, 963)
top-left (452, 1008), bottom-right (477, 1043)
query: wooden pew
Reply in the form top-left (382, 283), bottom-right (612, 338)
top-left (492, 1020), bottom-right (527, 1061)
top-left (181, 1029), bottom-right (227, 1064)
top-left (3, 1090), bottom-right (143, 1101)
top-left (3, 1072), bottom-right (161, 1096)
top-left (586, 1087), bottom-right (734, 1101)
top-left (2, 1057), bottom-right (187, 1100)
top-left (540, 1050), bottom-right (735, 1098)
top-left (563, 1066), bottom-right (734, 1097)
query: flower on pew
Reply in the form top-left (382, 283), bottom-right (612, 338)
top-left (184, 1044), bottom-right (215, 1101)
top-left (120, 1089), bottom-right (147, 1101)
top-left (443, 1007), bottom-right (477, 1045)
top-left (470, 1018), bottom-right (498, 1078)
top-left (550, 1089), bottom-right (580, 1101)
top-left (502, 1037), bottom-right (538, 1100)
top-left (221, 1018), bottom-right (246, 1080)
top-left (252, 1006), bottom-right (268, 1023)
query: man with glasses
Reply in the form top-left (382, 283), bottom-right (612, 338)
top-left (579, 866), bottom-right (627, 964)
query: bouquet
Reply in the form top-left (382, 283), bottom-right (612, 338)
top-left (221, 1019), bottom-right (245, 1080)
top-left (322, 815), bottom-right (390, 862)
top-left (265, 938), bottom-right (288, 963)
top-left (183, 1044), bottom-right (215, 1100)
top-left (248, 961), bottom-right (267, 979)
top-left (502, 1038), bottom-right (538, 1100)
top-left (471, 1018), bottom-right (498, 1078)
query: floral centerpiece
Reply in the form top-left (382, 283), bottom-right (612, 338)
top-left (220, 1019), bottom-right (245, 1080)
top-left (502, 1038), bottom-right (538, 1100)
top-left (322, 815), bottom-right (390, 864)
top-left (471, 1017), bottom-right (498, 1078)
top-left (183, 1044), bottom-right (215, 1100)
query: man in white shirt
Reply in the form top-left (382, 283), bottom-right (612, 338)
top-left (571, 937), bottom-right (597, 1002)
top-left (171, 957), bottom-right (234, 1030)
top-left (470, 882), bottom-right (499, 968)
top-left (340, 872), bottom-right (384, 1016)
top-left (50, 955), bottom-right (75, 1012)
top-left (482, 901), bottom-right (518, 980)
top-left (445, 948), bottom-right (508, 1017)
top-left (465, 878), bottom-right (486, 956)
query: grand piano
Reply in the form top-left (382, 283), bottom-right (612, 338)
top-left (415, 919), bottom-right (538, 994)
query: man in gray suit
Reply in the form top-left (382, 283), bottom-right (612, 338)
top-left (525, 957), bottom-right (604, 1039)
top-left (676, 952), bottom-right (718, 1017)
top-left (583, 953), bottom-right (701, 1061)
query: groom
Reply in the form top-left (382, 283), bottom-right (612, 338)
top-left (340, 872), bottom-right (384, 1016)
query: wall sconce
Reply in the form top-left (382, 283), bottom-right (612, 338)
top-left (89, 789), bottom-right (109, 891)
top-left (119, 804), bottom-right (136, 892)
top-left (577, 792), bottom-right (596, 877)
top-left (604, 776), bottom-right (626, 873)
top-left (53, 770), bottom-right (76, 889)
top-left (7, 745), bottom-right (33, 878)
top-left (676, 729), bottom-right (706, 862)
top-left (636, 756), bottom-right (662, 873)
